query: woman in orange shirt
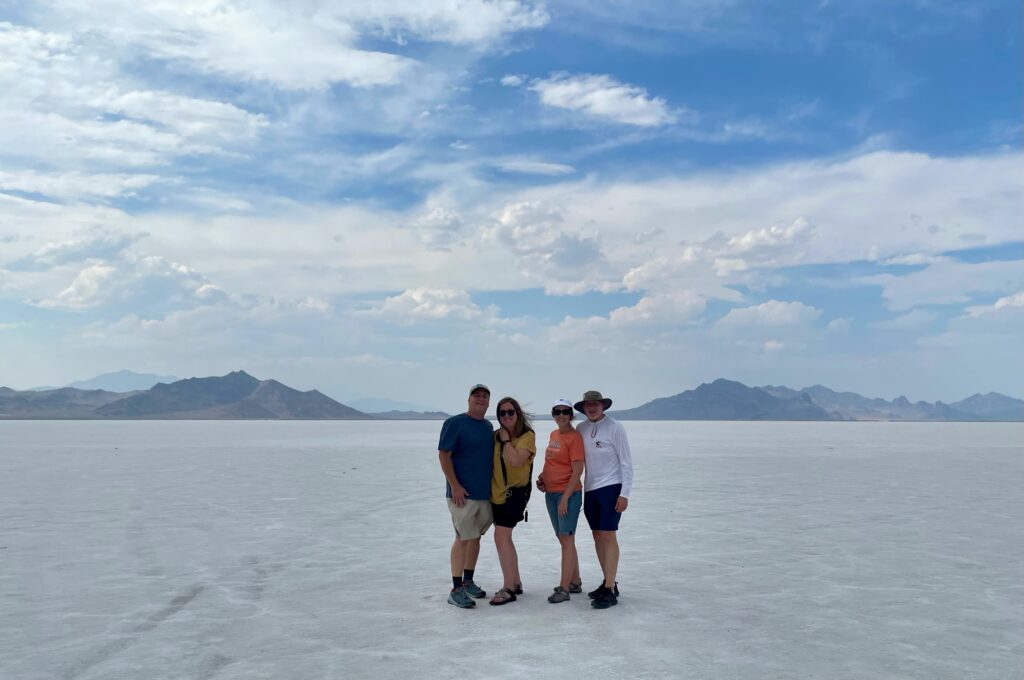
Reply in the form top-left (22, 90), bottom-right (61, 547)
top-left (536, 398), bottom-right (586, 603)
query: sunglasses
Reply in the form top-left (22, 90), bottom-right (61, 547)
top-left (498, 409), bottom-right (517, 418)
top-left (551, 407), bottom-right (573, 417)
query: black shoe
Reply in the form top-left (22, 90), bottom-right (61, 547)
top-left (591, 589), bottom-right (618, 609)
top-left (588, 582), bottom-right (619, 599)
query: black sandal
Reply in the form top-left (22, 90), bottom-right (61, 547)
top-left (489, 587), bottom-right (517, 605)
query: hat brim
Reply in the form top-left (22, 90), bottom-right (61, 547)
top-left (574, 398), bottom-right (612, 413)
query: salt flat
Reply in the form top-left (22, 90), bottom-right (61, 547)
top-left (1, 420), bottom-right (1021, 680)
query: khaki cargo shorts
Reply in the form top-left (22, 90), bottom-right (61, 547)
top-left (447, 498), bottom-right (493, 540)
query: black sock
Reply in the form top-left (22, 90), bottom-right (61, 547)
top-left (463, 569), bottom-right (475, 583)
top-left (452, 576), bottom-right (462, 590)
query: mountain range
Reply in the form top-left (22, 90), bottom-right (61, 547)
top-left (1, 371), bottom-right (435, 420)
top-left (2, 372), bottom-right (1021, 421)
top-left (614, 379), bottom-right (1024, 421)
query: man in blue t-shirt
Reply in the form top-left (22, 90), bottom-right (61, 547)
top-left (438, 384), bottom-right (495, 608)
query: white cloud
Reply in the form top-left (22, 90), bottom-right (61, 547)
top-left (863, 260), bottom-right (1024, 311)
top-left (0, 23), bottom-right (268, 160)
top-left (716, 300), bottom-right (822, 329)
top-left (35, 254), bottom-right (208, 311)
top-left (725, 217), bottom-right (813, 253)
top-left (8, 229), bottom-right (143, 271)
top-left (869, 309), bottom-right (939, 331)
top-left (607, 291), bottom-right (706, 327)
top-left (35, 1), bottom-right (547, 90)
top-left (826, 317), bottom-right (852, 334)
top-left (883, 253), bottom-right (949, 266)
top-left (501, 74), bottom-right (525, 87)
top-left (530, 73), bottom-right (680, 127)
top-left (966, 291), bottom-right (1024, 318)
top-left (365, 287), bottom-right (484, 323)
top-left (488, 200), bottom-right (612, 293)
top-left (0, 170), bottom-right (162, 201)
top-left (494, 160), bottom-right (576, 176)
top-left (41, 263), bottom-right (118, 308)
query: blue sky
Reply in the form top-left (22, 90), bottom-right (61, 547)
top-left (0, 0), bottom-right (1021, 412)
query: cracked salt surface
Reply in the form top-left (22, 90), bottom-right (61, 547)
top-left (1, 420), bottom-right (1021, 679)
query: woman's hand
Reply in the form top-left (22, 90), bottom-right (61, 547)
top-left (558, 495), bottom-right (569, 517)
top-left (536, 476), bottom-right (546, 492)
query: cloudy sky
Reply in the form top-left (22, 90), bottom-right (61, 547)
top-left (0, 1), bottom-right (1020, 412)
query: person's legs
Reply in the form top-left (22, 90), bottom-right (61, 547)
top-left (463, 537), bottom-right (481, 573)
top-left (594, 530), bottom-right (619, 587)
top-left (450, 536), bottom-right (466, 581)
top-left (592, 529), bottom-right (607, 576)
top-left (509, 532), bottom-right (521, 587)
top-left (494, 526), bottom-right (516, 588)
top-left (558, 534), bottom-right (578, 590)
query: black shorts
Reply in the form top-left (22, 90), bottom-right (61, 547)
top-left (584, 483), bottom-right (623, 531)
top-left (492, 489), bottom-right (530, 528)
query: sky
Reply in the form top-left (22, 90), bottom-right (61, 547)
top-left (0, 0), bottom-right (1021, 412)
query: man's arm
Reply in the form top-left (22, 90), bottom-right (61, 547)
top-left (614, 423), bottom-right (634, 512)
top-left (438, 450), bottom-right (467, 506)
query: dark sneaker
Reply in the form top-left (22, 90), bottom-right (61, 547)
top-left (588, 582), bottom-right (619, 599)
top-left (547, 586), bottom-right (570, 603)
top-left (448, 587), bottom-right (476, 608)
top-left (513, 582), bottom-right (523, 595)
top-left (462, 581), bottom-right (486, 599)
top-left (591, 588), bottom-right (618, 609)
top-left (568, 581), bottom-right (583, 594)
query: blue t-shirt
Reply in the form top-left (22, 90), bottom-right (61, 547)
top-left (438, 413), bottom-right (494, 500)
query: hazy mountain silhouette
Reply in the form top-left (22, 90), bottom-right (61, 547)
top-left (94, 371), bottom-right (367, 419)
top-left (615, 379), bottom-right (837, 420)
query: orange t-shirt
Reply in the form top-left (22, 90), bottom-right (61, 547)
top-left (541, 429), bottom-right (585, 493)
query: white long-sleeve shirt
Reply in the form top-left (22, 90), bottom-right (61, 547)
top-left (577, 415), bottom-right (634, 498)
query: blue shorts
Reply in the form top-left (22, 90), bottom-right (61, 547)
top-left (545, 491), bottom-right (583, 536)
top-left (584, 484), bottom-right (622, 531)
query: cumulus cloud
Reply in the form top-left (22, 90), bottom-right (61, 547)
top-left (488, 200), bottom-right (612, 293)
top-left (35, 254), bottom-right (209, 311)
top-left (607, 291), bottom-right (706, 327)
top-left (501, 74), bottom-right (525, 87)
top-left (365, 287), bottom-right (484, 323)
top-left (725, 217), bottom-right (813, 254)
top-left (410, 206), bottom-right (465, 251)
top-left (6, 230), bottom-right (144, 271)
top-left (965, 291), bottom-right (1024, 318)
top-left (42, 263), bottom-right (118, 308)
top-left (529, 73), bottom-right (680, 127)
top-left (716, 300), bottom-right (822, 329)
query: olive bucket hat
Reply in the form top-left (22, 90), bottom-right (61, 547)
top-left (574, 390), bottom-right (612, 413)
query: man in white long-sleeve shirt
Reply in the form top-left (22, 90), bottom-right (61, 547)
top-left (575, 389), bottom-right (634, 609)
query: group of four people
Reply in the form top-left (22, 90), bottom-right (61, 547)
top-left (438, 384), bottom-right (634, 610)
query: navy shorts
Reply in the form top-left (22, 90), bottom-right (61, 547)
top-left (584, 484), bottom-right (623, 531)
